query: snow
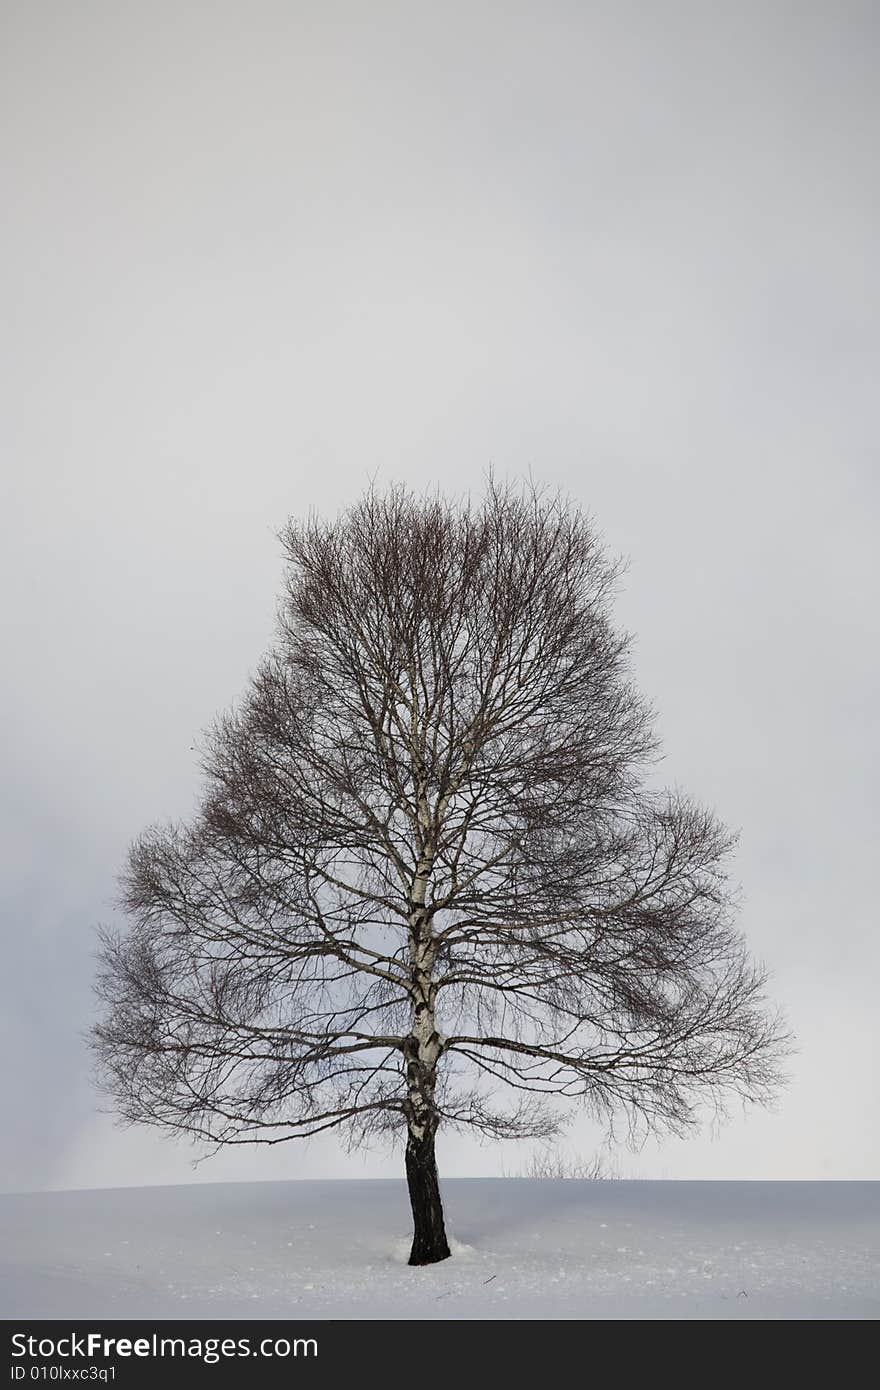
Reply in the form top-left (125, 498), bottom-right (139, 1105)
top-left (2, 1179), bottom-right (877, 1320)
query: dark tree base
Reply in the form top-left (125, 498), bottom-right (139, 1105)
top-left (406, 1129), bottom-right (451, 1265)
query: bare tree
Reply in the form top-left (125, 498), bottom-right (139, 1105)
top-left (508, 1149), bottom-right (620, 1180)
top-left (93, 481), bottom-right (787, 1265)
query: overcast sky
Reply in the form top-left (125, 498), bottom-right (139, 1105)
top-left (2, 1), bottom-right (878, 1192)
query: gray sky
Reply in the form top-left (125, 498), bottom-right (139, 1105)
top-left (2, 0), bottom-right (878, 1191)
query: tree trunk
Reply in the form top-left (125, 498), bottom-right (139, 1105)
top-left (405, 1126), bottom-right (451, 1265)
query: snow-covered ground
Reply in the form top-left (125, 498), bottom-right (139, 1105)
top-left (2, 1179), bottom-right (877, 1320)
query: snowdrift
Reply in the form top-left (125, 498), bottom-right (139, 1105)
top-left (2, 1178), bottom-right (877, 1320)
